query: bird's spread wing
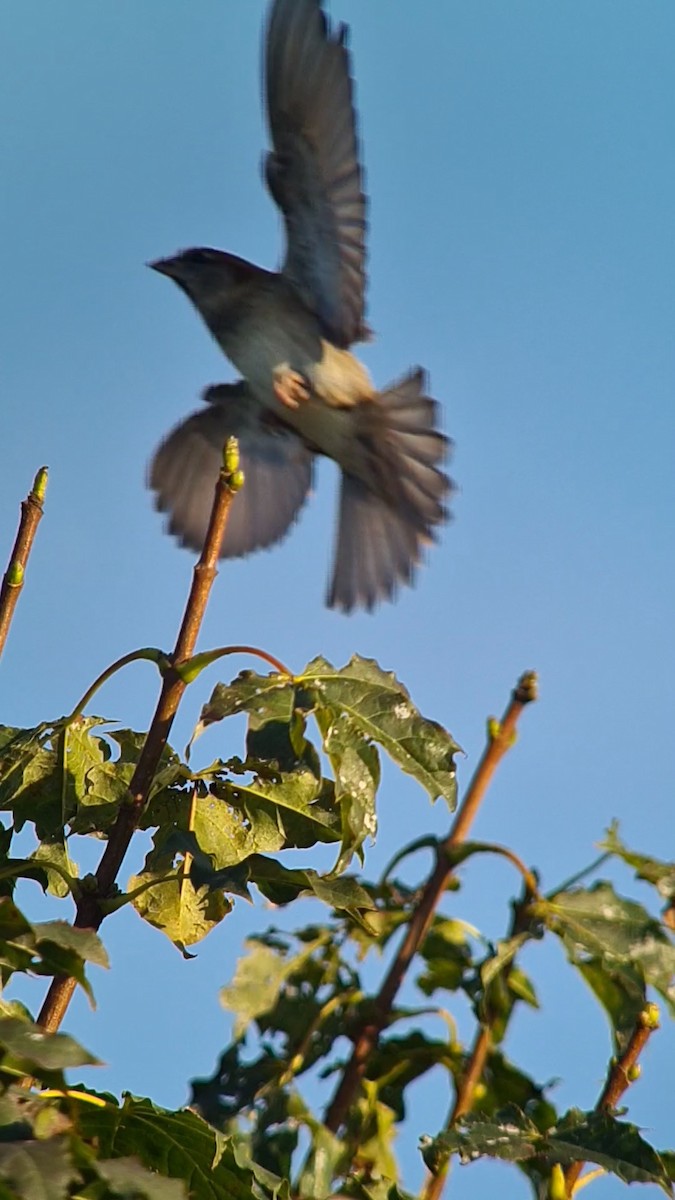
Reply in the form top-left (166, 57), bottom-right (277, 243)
top-left (149, 382), bottom-right (314, 559)
top-left (265, 0), bottom-right (367, 348)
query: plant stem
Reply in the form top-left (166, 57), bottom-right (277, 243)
top-left (36, 451), bottom-right (239, 1034)
top-left (421, 1024), bottom-right (492, 1200)
top-left (323, 671), bottom-right (538, 1132)
top-left (0, 467), bottom-right (48, 661)
top-left (563, 1004), bottom-right (659, 1196)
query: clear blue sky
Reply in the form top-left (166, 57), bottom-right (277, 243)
top-left (2, 2), bottom-right (674, 1196)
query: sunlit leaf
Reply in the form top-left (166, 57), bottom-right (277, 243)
top-left (541, 883), bottom-right (675, 1014)
top-left (128, 867), bottom-right (231, 953)
top-left (220, 942), bottom-right (292, 1039)
top-left (300, 656), bottom-right (460, 809)
top-left (424, 1106), bottom-right (672, 1191)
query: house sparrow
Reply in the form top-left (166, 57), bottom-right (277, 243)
top-left (149, 0), bottom-right (452, 611)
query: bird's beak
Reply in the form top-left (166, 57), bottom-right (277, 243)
top-left (147, 256), bottom-right (177, 277)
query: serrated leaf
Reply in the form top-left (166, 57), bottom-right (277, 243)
top-left (73, 1093), bottom-right (262, 1200)
top-left (299, 656), bottom-right (460, 809)
top-left (315, 707), bottom-right (380, 873)
top-left (192, 674), bottom-right (295, 748)
top-left (425, 1107), bottom-right (672, 1192)
top-left (0, 722), bottom-right (69, 839)
top-left (128, 867), bottom-right (231, 952)
top-left (601, 824), bottom-right (675, 903)
top-left (215, 771), bottom-right (338, 852)
top-left (541, 882), bottom-right (675, 1014)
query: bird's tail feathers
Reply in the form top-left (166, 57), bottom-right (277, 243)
top-left (328, 368), bottom-right (452, 611)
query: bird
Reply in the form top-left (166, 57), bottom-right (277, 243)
top-left (148, 0), bottom-right (452, 612)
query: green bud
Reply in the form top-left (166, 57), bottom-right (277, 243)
top-left (32, 466), bottom-right (49, 502)
top-left (640, 1002), bottom-right (660, 1030)
top-left (230, 468), bottom-right (245, 492)
top-left (224, 437), bottom-right (240, 474)
top-left (487, 717), bottom-right (501, 741)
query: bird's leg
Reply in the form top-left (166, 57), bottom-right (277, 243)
top-left (273, 363), bottom-right (311, 410)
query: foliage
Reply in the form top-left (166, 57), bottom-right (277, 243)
top-left (1, 520), bottom-right (674, 1198)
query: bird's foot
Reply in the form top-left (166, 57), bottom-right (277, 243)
top-left (273, 364), bottom-right (310, 410)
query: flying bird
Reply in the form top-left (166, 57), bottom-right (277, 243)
top-left (149, 0), bottom-right (452, 612)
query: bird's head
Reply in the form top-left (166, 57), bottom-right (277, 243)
top-left (148, 248), bottom-right (258, 319)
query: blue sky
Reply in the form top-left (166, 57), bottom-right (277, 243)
top-left (2, 2), bottom-right (674, 1196)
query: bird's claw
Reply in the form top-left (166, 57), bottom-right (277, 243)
top-left (273, 365), bottom-right (310, 410)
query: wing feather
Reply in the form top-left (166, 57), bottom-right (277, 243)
top-left (264, 0), bottom-right (367, 347)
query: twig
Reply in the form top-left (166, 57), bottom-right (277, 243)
top-left (563, 1003), bottom-right (660, 1196)
top-left (421, 1025), bottom-right (492, 1200)
top-left (323, 671), bottom-right (538, 1132)
top-left (421, 878), bottom-right (538, 1200)
top-left (0, 467), bottom-right (48, 660)
top-left (37, 444), bottom-right (241, 1034)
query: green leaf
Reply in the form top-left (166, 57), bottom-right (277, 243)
top-left (424, 1107), bottom-right (672, 1192)
top-left (314, 706), bottom-right (380, 872)
top-left (30, 921), bottom-right (109, 970)
top-left (295, 1117), bottom-right (345, 1200)
top-left (248, 856), bottom-right (375, 912)
top-left (72, 1093), bottom-right (263, 1200)
top-left (28, 840), bottom-right (77, 899)
top-left (541, 882), bottom-right (675, 1014)
top-left (0, 1138), bottom-right (79, 1200)
top-left (128, 867), bottom-right (231, 953)
top-left (601, 823), bottom-right (675, 903)
top-left (0, 1016), bottom-right (99, 1072)
top-left (220, 942), bottom-right (293, 1039)
top-left (0, 903), bottom-right (107, 999)
top-left (364, 1032), bottom-right (458, 1122)
top-left (0, 722), bottom-right (70, 839)
top-left (417, 918), bottom-right (475, 997)
top-left (93, 1155), bottom-right (188, 1199)
top-left (215, 771), bottom-right (338, 852)
top-left (576, 958), bottom-right (647, 1053)
top-left (300, 656), bottom-right (461, 809)
top-left (192, 673), bottom-right (296, 747)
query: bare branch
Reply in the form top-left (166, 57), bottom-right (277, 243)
top-left (0, 467), bottom-right (48, 660)
top-left (324, 671), bottom-right (538, 1132)
top-left (37, 444), bottom-right (241, 1034)
top-left (564, 1003), bottom-right (660, 1196)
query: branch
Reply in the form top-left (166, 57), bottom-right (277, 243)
top-left (421, 877), bottom-right (538, 1200)
top-left (564, 1003), bottom-right (660, 1196)
top-left (0, 467), bottom-right (48, 661)
top-left (421, 1025), bottom-right (492, 1200)
top-left (323, 671), bottom-right (538, 1132)
top-left (36, 442), bottom-right (241, 1034)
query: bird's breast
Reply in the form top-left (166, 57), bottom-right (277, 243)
top-left (217, 283), bottom-right (373, 411)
